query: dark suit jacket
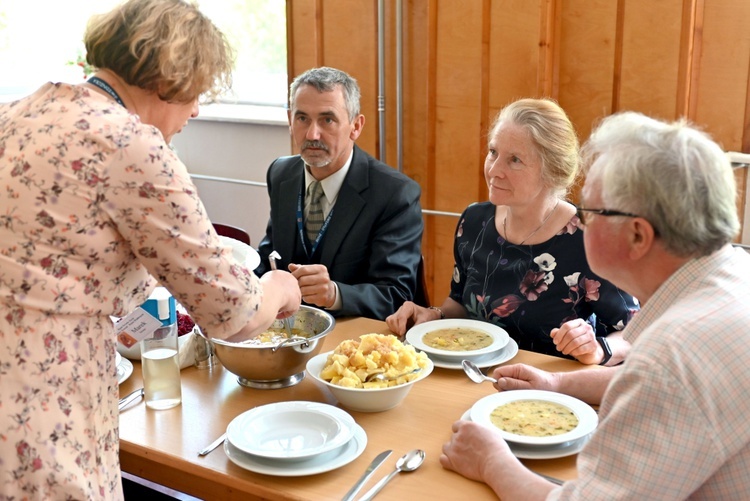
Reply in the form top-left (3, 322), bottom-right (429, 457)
top-left (256, 145), bottom-right (423, 319)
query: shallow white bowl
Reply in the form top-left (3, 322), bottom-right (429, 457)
top-left (306, 352), bottom-right (434, 413)
top-left (469, 389), bottom-right (598, 446)
top-left (219, 235), bottom-right (260, 271)
top-left (226, 401), bottom-right (355, 460)
top-left (405, 319), bottom-right (509, 359)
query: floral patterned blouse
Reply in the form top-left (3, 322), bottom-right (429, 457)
top-left (0, 83), bottom-right (264, 499)
top-left (450, 202), bottom-right (638, 357)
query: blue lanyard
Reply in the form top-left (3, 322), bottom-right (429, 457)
top-left (88, 77), bottom-right (125, 107)
top-left (296, 186), bottom-right (334, 259)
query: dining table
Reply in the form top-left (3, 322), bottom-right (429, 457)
top-left (118, 316), bottom-right (601, 500)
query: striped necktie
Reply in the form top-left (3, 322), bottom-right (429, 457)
top-left (305, 180), bottom-right (325, 242)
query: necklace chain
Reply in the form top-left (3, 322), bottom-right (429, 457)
top-left (503, 199), bottom-right (560, 245)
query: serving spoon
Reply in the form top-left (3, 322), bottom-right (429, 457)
top-left (267, 250), bottom-right (295, 338)
top-left (364, 367), bottom-right (422, 383)
top-left (358, 449), bottom-right (426, 501)
top-left (462, 359), bottom-right (498, 384)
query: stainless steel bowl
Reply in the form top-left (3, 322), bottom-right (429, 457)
top-left (204, 306), bottom-right (335, 389)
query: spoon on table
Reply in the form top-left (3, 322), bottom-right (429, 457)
top-left (462, 359), bottom-right (498, 384)
top-left (358, 449), bottom-right (426, 501)
top-left (364, 367), bottom-right (422, 383)
top-left (267, 250), bottom-right (295, 338)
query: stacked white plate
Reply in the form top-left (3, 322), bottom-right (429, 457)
top-left (405, 319), bottom-right (518, 369)
top-left (116, 351), bottom-right (133, 385)
top-left (464, 390), bottom-right (598, 459)
top-left (223, 401), bottom-right (367, 476)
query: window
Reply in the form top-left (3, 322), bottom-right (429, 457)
top-left (0, 1), bottom-right (287, 107)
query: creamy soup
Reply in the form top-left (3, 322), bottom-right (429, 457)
top-left (422, 327), bottom-right (493, 351)
top-left (490, 400), bottom-right (578, 437)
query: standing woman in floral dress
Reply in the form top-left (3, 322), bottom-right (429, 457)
top-left (387, 98), bottom-right (638, 365)
top-left (0, 0), bottom-right (300, 498)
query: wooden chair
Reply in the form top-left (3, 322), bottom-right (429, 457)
top-left (413, 255), bottom-right (431, 308)
top-left (213, 223), bottom-right (251, 246)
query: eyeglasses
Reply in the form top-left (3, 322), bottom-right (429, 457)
top-left (575, 206), bottom-right (641, 226)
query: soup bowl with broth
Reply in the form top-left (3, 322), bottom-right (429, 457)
top-left (406, 319), bottom-right (509, 359)
top-left (469, 390), bottom-right (598, 446)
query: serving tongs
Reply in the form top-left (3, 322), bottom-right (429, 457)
top-left (272, 336), bottom-right (311, 352)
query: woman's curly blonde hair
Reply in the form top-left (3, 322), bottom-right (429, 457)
top-left (84, 0), bottom-right (234, 103)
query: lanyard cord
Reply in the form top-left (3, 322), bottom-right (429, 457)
top-left (296, 187), bottom-right (334, 259)
top-left (88, 77), bottom-right (126, 107)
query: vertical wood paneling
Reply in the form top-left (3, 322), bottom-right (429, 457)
top-left (556, 1), bottom-right (618, 139)
top-left (619, 0), bottom-right (684, 119)
top-left (691, 0), bottom-right (750, 148)
top-left (287, 0), bottom-right (750, 307)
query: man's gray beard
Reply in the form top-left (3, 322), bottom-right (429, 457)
top-left (301, 154), bottom-right (332, 169)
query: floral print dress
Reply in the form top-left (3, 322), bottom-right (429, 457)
top-left (450, 202), bottom-right (638, 357)
top-left (0, 83), bottom-right (264, 499)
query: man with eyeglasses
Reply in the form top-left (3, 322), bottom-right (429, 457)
top-left (441, 111), bottom-right (750, 499)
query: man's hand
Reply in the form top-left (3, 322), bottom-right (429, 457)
top-left (288, 263), bottom-right (336, 309)
top-left (490, 363), bottom-right (560, 393)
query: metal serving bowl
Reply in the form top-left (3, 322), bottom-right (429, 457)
top-left (204, 305), bottom-right (335, 389)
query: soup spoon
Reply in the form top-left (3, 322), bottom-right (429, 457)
top-left (462, 359), bottom-right (498, 384)
top-left (358, 449), bottom-right (426, 501)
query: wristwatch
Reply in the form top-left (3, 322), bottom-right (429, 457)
top-left (596, 337), bottom-right (612, 366)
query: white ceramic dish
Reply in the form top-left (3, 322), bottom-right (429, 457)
top-left (405, 319), bottom-right (509, 359)
top-left (431, 338), bottom-right (519, 370)
top-left (117, 358), bottom-right (133, 385)
top-left (219, 235), bottom-right (260, 271)
top-left (470, 390), bottom-right (598, 447)
top-left (226, 401), bottom-right (355, 460)
top-left (306, 352), bottom-right (434, 412)
top-left (224, 422), bottom-right (367, 476)
top-left (460, 409), bottom-right (591, 459)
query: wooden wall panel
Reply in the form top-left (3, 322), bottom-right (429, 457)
top-left (556, 1), bottom-right (618, 139)
top-left (691, 0), bottom-right (750, 149)
top-left (618, 0), bottom-right (684, 119)
top-left (287, 0), bottom-right (750, 308)
top-left (487, 1), bottom-right (544, 120)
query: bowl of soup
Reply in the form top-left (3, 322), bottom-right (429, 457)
top-left (405, 319), bottom-right (509, 359)
top-left (469, 390), bottom-right (598, 446)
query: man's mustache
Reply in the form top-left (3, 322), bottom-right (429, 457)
top-left (302, 141), bottom-right (329, 152)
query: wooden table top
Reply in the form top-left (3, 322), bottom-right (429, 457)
top-left (119, 317), bottom-right (596, 500)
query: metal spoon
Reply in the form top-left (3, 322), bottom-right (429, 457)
top-left (358, 449), bottom-right (426, 501)
top-left (462, 359), bottom-right (498, 384)
top-left (365, 367), bottom-right (422, 383)
top-left (267, 250), bottom-right (295, 338)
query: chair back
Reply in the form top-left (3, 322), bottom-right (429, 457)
top-left (213, 223), bottom-right (251, 246)
top-left (413, 255), bottom-right (431, 307)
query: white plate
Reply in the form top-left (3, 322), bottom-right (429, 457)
top-left (405, 319), bottom-right (509, 359)
top-left (219, 235), bottom-right (260, 271)
top-left (470, 390), bottom-right (598, 447)
top-left (224, 422), bottom-right (367, 476)
top-left (226, 402), bottom-right (355, 460)
top-left (431, 338), bottom-right (519, 370)
top-left (117, 358), bottom-right (133, 385)
top-left (460, 409), bottom-right (591, 459)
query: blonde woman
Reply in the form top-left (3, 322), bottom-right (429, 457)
top-left (387, 98), bottom-right (637, 365)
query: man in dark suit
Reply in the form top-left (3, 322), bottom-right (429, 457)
top-left (256, 67), bottom-right (423, 319)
